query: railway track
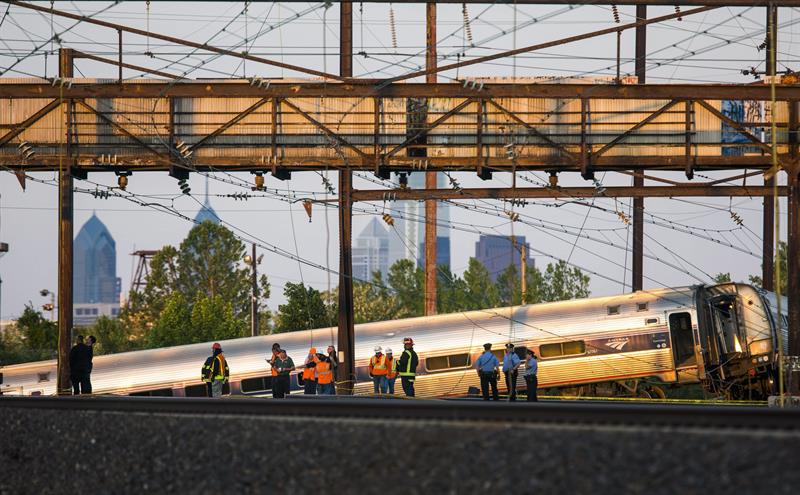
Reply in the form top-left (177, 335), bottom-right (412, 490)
top-left (1, 395), bottom-right (798, 430)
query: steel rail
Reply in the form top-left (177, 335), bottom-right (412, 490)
top-left (1, 396), bottom-right (798, 430)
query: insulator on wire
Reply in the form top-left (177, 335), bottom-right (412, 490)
top-left (674, 5), bottom-right (682, 21)
top-left (462, 3), bottom-right (474, 45)
top-left (389, 5), bottom-right (397, 50)
top-left (617, 211), bottom-right (631, 225)
top-left (303, 200), bottom-right (313, 223)
top-left (730, 211), bottom-right (744, 226)
top-left (382, 213), bottom-right (395, 226)
top-left (506, 210), bottom-right (520, 222)
top-left (612, 4), bottom-right (620, 24)
top-left (507, 198), bottom-right (528, 208)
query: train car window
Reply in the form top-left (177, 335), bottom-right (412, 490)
top-left (241, 376), bottom-right (273, 393)
top-left (130, 388), bottom-right (173, 397)
top-left (539, 343), bottom-right (563, 358)
top-left (425, 353), bottom-right (471, 371)
top-left (607, 305), bottom-right (620, 315)
top-left (540, 341), bottom-right (586, 358)
top-left (425, 356), bottom-right (449, 371)
top-left (37, 372), bottom-right (49, 382)
top-left (645, 317), bottom-right (659, 325)
top-left (184, 384), bottom-right (208, 397)
top-left (637, 302), bottom-right (649, 312)
top-left (449, 353), bottom-right (470, 368)
top-left (562, 340), bottom-right (586, 356)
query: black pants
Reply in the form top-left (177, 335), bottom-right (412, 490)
top-left (70, 372), bottom-right (91, 395)
top-left (303, 379), bottom-right (317, 395)
top-left (525, 375), bottom-right (538, 402)
top-left (504, 370), bottom-right (518, 401)
top-left (273, 374), bottom-right (290, 398)
top-left (206, 382), bottom-right (213, 397)
top-left (400, 376), bottom-right (415, 397)
top-left (479, 372), bottom-right (499, 401)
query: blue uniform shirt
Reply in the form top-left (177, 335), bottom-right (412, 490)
top-left (475, 351), bottom-right (499, 372)
top-left (503, 352), bottom-right (521, 372)
top-left (524, 357), bottom-right (538, 376)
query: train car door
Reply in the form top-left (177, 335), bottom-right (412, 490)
top-left (668, 312), bottom-right (699, 382)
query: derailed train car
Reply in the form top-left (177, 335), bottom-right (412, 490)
top-left (0, 283), bottom-right (788, 400)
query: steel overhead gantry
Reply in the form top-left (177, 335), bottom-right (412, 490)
top-left (1, 1), bottom-right (799, 396)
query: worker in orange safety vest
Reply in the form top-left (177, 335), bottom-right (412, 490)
top-left (369, 346), bottom-right (389, 394)
top-left (385, 348), bottom-right (398, 395)
top-left (315, 353), bottom-right (335, 395)
top-left (302, 347), bottom-right (319, 395)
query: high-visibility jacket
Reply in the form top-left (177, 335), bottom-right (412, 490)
top-left (398, 349), bottom-right (418, 377)
top-left (203, 352), bottom-right (230, 382)
top-left (302, 355), bottom-right (318, 381)
top-left (386, 357), bottom-right (398, 379)
top-left (270, 351), bottom-right (280, 376)
top-left (369, 354), bottom-right (388, 376)
top-left (316, 360), bottom-right (334, 385)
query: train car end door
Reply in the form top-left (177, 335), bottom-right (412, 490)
top-left (668, 312), bottom-right (700, 383)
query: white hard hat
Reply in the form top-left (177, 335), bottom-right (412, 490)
top-left (385, 347), bottom-right (393, 354)
top-left (374, 345), bottom-right (382, 353)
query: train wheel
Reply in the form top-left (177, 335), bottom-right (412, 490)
top-left (648, 385), bottom-right (666, 400)
top-left (636, 389), bottom-right (652, 399)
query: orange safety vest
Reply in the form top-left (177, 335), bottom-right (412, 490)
top-left (302, 355), bottom-right (319, 380)
top-left (270, 351), bottom-right (280, 376)
top-left (370, 354), bottom-right (388, 376)
top-left (316, 360), bottom-right (334, 385)
top-left (386, 357), bottom-right (397, 379)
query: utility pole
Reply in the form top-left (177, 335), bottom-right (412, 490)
top-left (520, 242), bottom-right (527, 305)
top-left (631, 5), bottom-right (646, 292)
top-left (424, 1), bottom-right (438, 316)
top-left (244, 243), bottom-right (261, 337)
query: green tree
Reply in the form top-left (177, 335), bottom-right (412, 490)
top-left (713, 272), bottom-right (732, 283)
top-left (148, 292), bottom-right (246, 348)
top-left (148, 292), bottom-right (192, 348)
top-left (496, 264), bottom-right (522, 307)
top-left (274, 282), bottom-right (331, 333)
top-left (16, 304), bottom-right (58, 355)
top-left (541, 260), bottom-right (591, 302)
top-left (749, 241), bottom-right (788, 294)
top-left (89, 316), bottom-right (140, 355)
top-left (387, 259), bottom-right (424, 318)
top-left (437, 265), bottom-right (469, 314)
top-left (462, 258), bottom-right (499, 310)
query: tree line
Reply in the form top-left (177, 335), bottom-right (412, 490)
top-left (1, 222), bottom-right (592, 365)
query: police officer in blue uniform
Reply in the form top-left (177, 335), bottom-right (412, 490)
top-left (474, 343), bottom-right (500, 401)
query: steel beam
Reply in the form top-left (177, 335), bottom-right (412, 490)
top-left (632, 5), bottom-right (646, 293)
top-left (73, 51), bottom-right (180, 80)
top-left (57, 49), bottom-right (74, 396)
top-left (0, 99), bottom-right (60, 146)
top-left (350, 185), bottom-right (788, 201)
top-left (6, 82), bottom-right (800, 100)
top-left (790, 168), bottom-right (800, 395)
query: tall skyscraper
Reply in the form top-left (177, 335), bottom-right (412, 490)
top-left (194, 175), bottom-right (220, 224)
top-left (353, 218), bottom-right (390, 282)
top-left (474, 235), bottom-right (534, 282)
top-left (387, 172), bottom-right (451, 270)
top-left (74, 213), bottom-right (119, 304)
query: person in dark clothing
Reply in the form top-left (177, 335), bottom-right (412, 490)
top-left (396, 337), bottom-right (419, 397)
top-left (85, 335), bottom-right (96, 393)
top-left (68, 335), bottom-right (92, 395)
top-left (475, 343), bottom-right (500, 401)
top-left (272, 349), bottom-right (295, 398)
top-left (201, 343), bottom-right (230, 398)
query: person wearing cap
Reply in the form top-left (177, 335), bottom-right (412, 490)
top-left (272, 349), bottom-right (295, 399)
top-left (502, 343), bottom-right (522, 401)
top-left (475, 343), bottom-right (500, 401)
top-left (202, 343), bottom-right (230, 398)
top-left (397, 338), bottom-right (419, 397)
top-left (267, 343), bottom-right (281, 398)
top-left (369, 346), bottom-right (389, 394)
top-left (302, 347), bottom-right (319, 395)
top-left (68, 335), bottom-right (92, 395)
top-left (385, 348), bottom-right (398, 395)
top-left (315, 353), bottom-right (335, 395)
top-left (523, 349), bottom-right (539, 402)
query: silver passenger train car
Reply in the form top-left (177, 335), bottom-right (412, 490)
top-left (0, 283), bottom-right (787, 399)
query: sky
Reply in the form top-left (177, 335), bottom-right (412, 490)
top-left (0, 2), bottom-right (795, 320)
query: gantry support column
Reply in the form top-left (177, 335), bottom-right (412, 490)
top-left (763, 5), bottom-right (778, 291)
top-left (337, 1), bottom-right (356, 394)
top-left (57, 48), bottom-right (74, 395)
top-left (789, 167), bottom-right (800, 394)
top-left (631, 5), bottom-right (646, 292)
top-left (424, 1), bottom-right (438, 316)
